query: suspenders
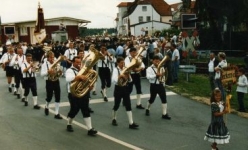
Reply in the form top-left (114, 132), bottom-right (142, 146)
top-left (24, 63), bottom-right (34, 78)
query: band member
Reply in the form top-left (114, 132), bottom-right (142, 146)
top-left (40, 51), bottom-right (63, 119)
top-left (2, 45), bottom-right (17, 93)
top-left (97, 46), bottom-right (113, 102)
top-left (65, 56), bottom-right (97, 136)
top-left (111, 57), bottom-right (139, 129)
top-left (21, 53), bottom-right (40, 109)
top-left (145, 55), bottom-right (171, 120)
top-left (10, 47), bottom-right (26, 101)
top-left (64, 42), bottom-right (77, 69)
top-left (124, 47), bottom-right (145, 109)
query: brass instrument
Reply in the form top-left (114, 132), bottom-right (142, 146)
top-left (48, 55), bottom-right (65, 81)
top-left (157, 56), bottom-right (169, 83)
top-left (118, 47), bottom-right (145, 86)
top-left (70, 45), bottom-right (104, 98)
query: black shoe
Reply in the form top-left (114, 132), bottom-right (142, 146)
top-left (89, 108), bottom-right (94, 113)
top-left (104, 97), bottom-right (108, 102)
top-left (8, 87), bottom-right (12, 93)
top-left (129, 123), bottom-right (139, 129)
top-left (17, 94), bottom-right (21, 99)
top-left (88, 128), bottom-right (97, 136)
top-left (136, 104), bottom-right (145, 109)
top-left (24, 101), bottom-right (28, 106)
top-left (54, 114), bottom-right (63, 119)
top-left (112, 119), bottom-right (118, 126)
top-left (33, 105), bottom-right (40, 110)
top-left (21, 98), bottom-right (25, 102)
top-left (145, 109), bottom-right (150, 116)
top-left (92, 91), bottom-right (97, 95)
top-left (162, 114), bottom-right (171, 120)
top-left (67, 125), bottom-right (74, 132)
top-left (14, 91), bottom-right (17, 95)
top-left (45, 108), bottom-right (49, 115)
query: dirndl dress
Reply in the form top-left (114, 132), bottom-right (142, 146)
top-left (204, 102), bottom-right (230, 144)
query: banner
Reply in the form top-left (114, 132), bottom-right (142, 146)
top-left (34, 3), bottom-right (46, 44)
top-left (221, 66), bottom-right (238, 87)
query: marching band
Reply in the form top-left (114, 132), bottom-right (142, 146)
top-left (0, 36), bottom-right (172, 136)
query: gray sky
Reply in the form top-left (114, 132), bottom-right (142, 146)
top-left (0, 0), bottom-right (181, 28)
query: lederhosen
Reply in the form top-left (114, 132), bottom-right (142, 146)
top-left (128, 57), bottom-right (142, 94)
top-left (148, 67), bottom-right (167, 104)
top-left (67, 68), bottom-right (90, 119)
top-left (45, 62), bottom-right (61, 103)
top-left (14, 55), bottom-right (25, 89)
top-left (98, 56), bottom-right (111, 89)
top-left (5, 54), bottom-right (15, 77)
top-left (22, 63), bottom-right (37, 97)
top-left (113, 68), bottom-right (132, 111)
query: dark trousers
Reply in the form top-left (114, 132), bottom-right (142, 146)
top-left (113, 85), bottom-right (132, 111)
top-left (148, 83), bottom-right (167, 104)
top-left (209, 72), bottom-right (215, 91)
top-left (98, 67), bottom-right (111, 89)
top-left (128, 73), bottom-right (142, 94)
top-left (237, 92), bottom-right (245, 111)
top-left (23, 77), bottom-right (37, 96)
top-left (67, 92), bottom-right (90, 118)
top-left (14, 69), bottom-right (23, 88)
top-left (46, 80), bottom-right (61, 103)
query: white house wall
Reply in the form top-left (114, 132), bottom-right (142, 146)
top-left (131, 22), bottom-right (171, 36)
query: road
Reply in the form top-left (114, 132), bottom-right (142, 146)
top-left (0, 69), bottom-right (247, 150)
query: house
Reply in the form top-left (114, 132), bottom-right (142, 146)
top-left (0, 17), bottom-right (90, 44)
top-left (116, 0), bottom-right (172, 36)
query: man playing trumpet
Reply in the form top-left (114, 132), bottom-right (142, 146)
top-left (40, 51), bottom-right (63, 119)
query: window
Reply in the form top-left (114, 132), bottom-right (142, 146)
top-left (20, 27), bottom-right (28, 35)
top-left (142, 6), bottom-right (147, 11)
top-left (138, 16), bottom-right (143, 22)
top-left (147, 16), bottom-right (151, 22)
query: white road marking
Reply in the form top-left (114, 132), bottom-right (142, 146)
top-left (40, 91), bottom-right (177, 108)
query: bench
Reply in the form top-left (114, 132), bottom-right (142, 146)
top-left (179, 65), bottom-right (196, 81)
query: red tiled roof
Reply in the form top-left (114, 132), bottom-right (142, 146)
top-left (170, 1), bottom-right (196, 11)
top-left (117, 2), bottom-right (132, 7)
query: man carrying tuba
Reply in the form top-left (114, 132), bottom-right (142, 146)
top-left (111, 57), bottom-right (139, 129)
top-left (40, 51), bottom-right (63, 119)
top-left (65, 56), bottom-right (97, 136)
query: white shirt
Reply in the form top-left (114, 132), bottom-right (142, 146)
top-left (215, 60), bottom-right (227, 79)
top-left (65, 66), bottom-right (79, 93)
top-left (172, 49), bottom-right (180, 61)
top-left (97, 53), bottom-right (113, 69)
top-left (236, 75), bottom-right (248, 93)
top-left (9, 54), bottom-right (26, 70)
top-left (146, 64), bottom-right (165, 84)
top-left (2, 53), bottom-right (16, 67)
top-left (112, 66), bottom-right (132, 85)
top-left (64, 48), bottom-right (78, 60)
top-left (208, 58), bottom-right (215, 72)
top-left (21, 62), bottom-right (37, 78)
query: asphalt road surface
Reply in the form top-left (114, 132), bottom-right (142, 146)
top-left (0, 69), bottom-right (247, 150)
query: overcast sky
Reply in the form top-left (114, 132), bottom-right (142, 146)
top-left (0, 0), bottom-right (181, 28)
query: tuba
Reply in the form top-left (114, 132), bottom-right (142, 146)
top-left (48, 55), bottom-right (65, 81)
top-left (70, 45), bottom-right (104, 98)
top-left (157, 56), bottom-right (169, 83)
top-left (118, 47), bottom-right (145, 86)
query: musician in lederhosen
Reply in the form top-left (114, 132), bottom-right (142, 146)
top-left (65, 56), bottom-right (97, 136)
top-left (10, 47), bottom-right (26, 101)
top-left (145, 55), bottom-right (171, 120)
top-left (97, 45), bottom-right (113, 102)
top-left (2, 45), bottom-right (17, 93)
top-left (111, 57), bottom-right (139, 129)
top-left (64, 42), bottom-right (78, 69)
top-left (40, 51), bottom-right (63, 119)
top-left (21, 53), bottom-right (40, 109)
top-left (124, 47), bottom-right (145, 109)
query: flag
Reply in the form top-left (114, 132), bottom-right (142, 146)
top-left (34, 2), bottom-right (46, 44)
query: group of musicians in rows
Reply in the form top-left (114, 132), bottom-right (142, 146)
top-left (0, 40), bottom-right (171, 136)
